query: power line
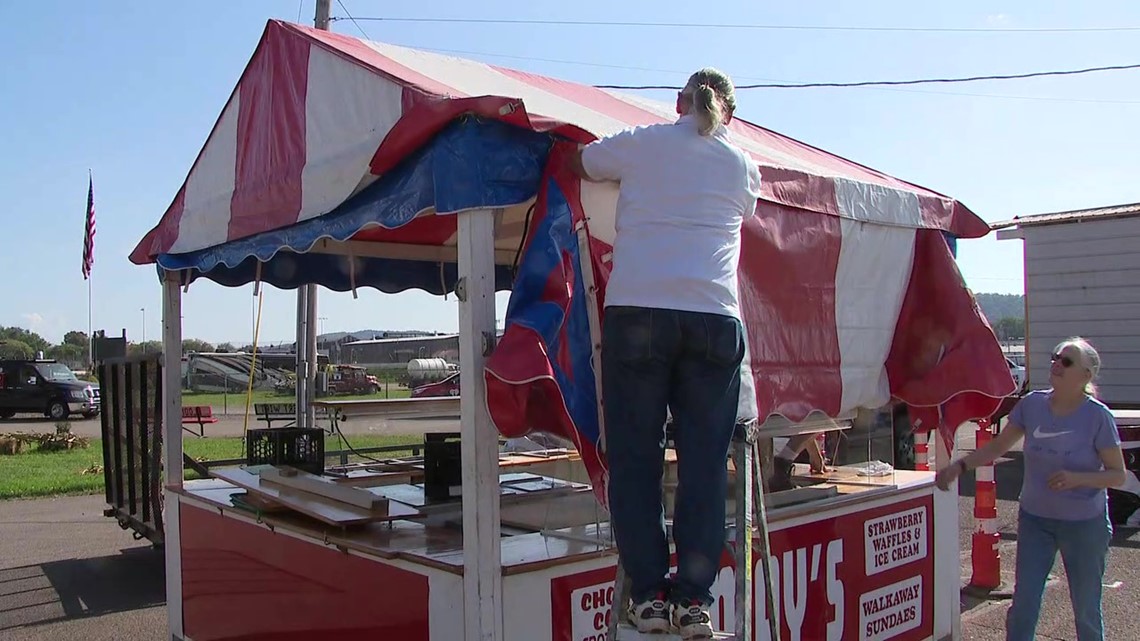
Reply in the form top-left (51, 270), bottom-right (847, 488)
top-left (335, 0), bottom-right (371, 40)
top-left (596, 63), bottom-right (1140, 90)
top-left (331, 19), bottom-right (1140, 103)
top-left (330, 16), bottom-right (1140, 34)
top-left (869, 86), bottom-right (1140, 105)
top-left (371, 43), bottom-right (1140, 103)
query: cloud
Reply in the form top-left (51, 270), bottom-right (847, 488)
top-left (18, 312), bottom-right (67, 343)
top-left (985, 14), bottom-right (1010, 26)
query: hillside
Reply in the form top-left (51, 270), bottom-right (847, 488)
top-left (975, 293), bottom-right (1024, 322)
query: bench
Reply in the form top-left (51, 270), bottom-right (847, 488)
top-left (253, 403), bottom-right (331, 429)
top-left (182, 405), bottom-right (219, 437)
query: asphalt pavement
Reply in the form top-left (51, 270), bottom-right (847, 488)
top-left (3, 426), bottom-right (1140, 640)
top-left (0, 495), bottom-right (165, 641)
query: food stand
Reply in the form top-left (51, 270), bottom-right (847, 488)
top-left (127, 20), bottom-right (1015, 641)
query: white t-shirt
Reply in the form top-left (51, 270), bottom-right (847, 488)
top-left (581, 115), bottom-right (762, 319)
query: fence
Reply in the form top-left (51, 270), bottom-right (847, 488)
top-left (99, 354), bottom-right (165, 546)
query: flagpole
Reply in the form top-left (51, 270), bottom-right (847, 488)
top-left (88, 273), bottom-right (93, 370)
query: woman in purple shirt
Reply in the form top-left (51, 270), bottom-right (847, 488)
top-left (936, 337), bottom-right (1125, 641)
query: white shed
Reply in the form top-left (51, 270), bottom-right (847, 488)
top-left (994, 203), bottom-right (1140, 408)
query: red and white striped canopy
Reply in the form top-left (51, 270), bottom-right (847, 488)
top-left (131, 19), bottom-right (988, 266)
top-left (132, 20), bottom-right (1013, 444)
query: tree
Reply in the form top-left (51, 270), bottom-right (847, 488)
top-left (993, 317), bottom-right (1026, 341)
top-left (46, 343), bottom-right (85, 363)
top-left (63, 331), bottom-right (89, 347)
top-left (0, 340), bottom-right (33, 359)
top-left (0, 327), bottom-right (49, 353)
top-left (182, 339), bottom-right (216, 354)
top-left (128, 341), bottom-right (164, 356)
top-left (216, 342), bottom-right (237, 353)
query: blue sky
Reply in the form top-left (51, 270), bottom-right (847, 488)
top-left (2, 1), bottom-right (1138, 346)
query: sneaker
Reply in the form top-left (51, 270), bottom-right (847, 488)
top-left (628, 591), bottom-right (671, 634)
top-left (672, 599), bottom-right (714, 639)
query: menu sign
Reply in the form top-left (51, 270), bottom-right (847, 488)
top-left (551, 495), bottom-right (935, 641)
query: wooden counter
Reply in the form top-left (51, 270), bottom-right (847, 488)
top-left (177, 462), bottom-right (931, 577)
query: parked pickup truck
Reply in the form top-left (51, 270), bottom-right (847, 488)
top-left (0, 359), bottom-right (100, 420)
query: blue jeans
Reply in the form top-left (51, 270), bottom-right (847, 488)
top-left (1006, 509), bottom-right (1112, 641)
top-left (602, 306), bottom-right (744, 605)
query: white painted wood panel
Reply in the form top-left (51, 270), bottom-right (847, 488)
top-left (1027, 286), bottom-right (1140, 306)
top-left (1028, 270), bottom-right (1137, 291)
top-left (1026, 251), bottom-right (1140, 276)
top-left (1030, 302), bottom-right (1140, 323)
top-left (1024, 235), bottom-right (1140, 259)
top-left (1019, 216), bottom-right (1140, 244)
top-left (1029, 319), bottom-right (1140, 337)
top-left (1019, 213), bottom-right (1140, 405)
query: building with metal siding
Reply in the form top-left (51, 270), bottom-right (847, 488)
top-left (994, 203), bottom-right (1140, 407)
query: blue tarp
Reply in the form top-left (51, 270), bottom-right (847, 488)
top-left (156, 117), bottom-right (553, 293)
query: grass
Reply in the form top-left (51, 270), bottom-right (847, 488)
top-left (0, 433), bottom-right (421, 500)
top-left (181, 385), bottom-right (411, 412)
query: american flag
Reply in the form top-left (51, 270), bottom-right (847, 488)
top-left (82, 175), bottom-right (95, 279)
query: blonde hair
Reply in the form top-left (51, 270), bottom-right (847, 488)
top-left (682, 67), bottom-right (737, 136)
top-left (1054, 336), bottom-right (1101, 397)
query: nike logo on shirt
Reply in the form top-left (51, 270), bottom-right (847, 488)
top-left (1033, 426), bottom-right (1072, 439)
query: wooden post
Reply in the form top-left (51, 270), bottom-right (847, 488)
top-left (733, 436), bottom-right (754, 641)
top-left (161, 270), bottom-right (184, 638)
top-left (299, 0), bottom-right (330, 428)
top-left (458, 208), bottom-right (504, 640)
top-left (305, 284), bottom-right (318, 425)
top-left (296, 287), bottom-right (309, 427)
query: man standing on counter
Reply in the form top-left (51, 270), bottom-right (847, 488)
top-left (568, 67), bottom-right (762, 640)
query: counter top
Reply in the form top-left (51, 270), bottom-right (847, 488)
top-left (177, 465), bottom-right (934, 576)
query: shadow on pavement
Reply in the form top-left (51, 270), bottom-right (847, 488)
top-left (0, 546), bottom-right (163, 632)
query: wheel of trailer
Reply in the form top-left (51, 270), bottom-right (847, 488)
top-left (47, 399), bottom-right (69, 421)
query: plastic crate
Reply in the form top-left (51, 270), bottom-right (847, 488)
top-left (423, 433), bottom-right (462, 502)
top-left (246, 428), bottom-right (325, 475)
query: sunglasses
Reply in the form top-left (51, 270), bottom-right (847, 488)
top-left (1051, 353), bottom-right (1075, 368)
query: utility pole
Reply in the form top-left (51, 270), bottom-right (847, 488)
top-left (314, 0), bottom-right (331, 30)
top-left (297, 0), bottom-right (331, 426)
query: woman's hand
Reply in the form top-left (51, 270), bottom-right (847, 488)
top-left (935, 461), bottom-right (963, 491)
top-left (808, 456), bottom-right (829, 475)
top-left (807, 442), bottom-right (829, 474)
top-left (1048, 470), bottom-right (1082, 491)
